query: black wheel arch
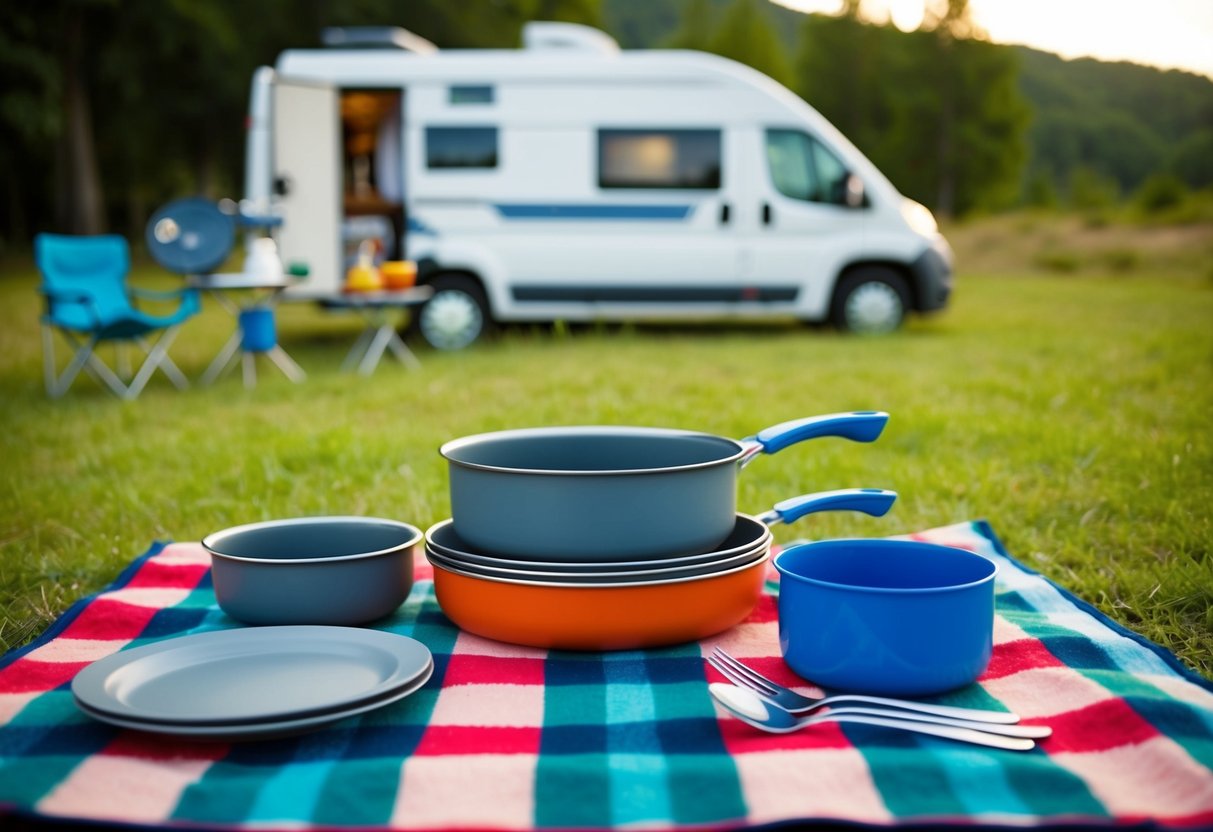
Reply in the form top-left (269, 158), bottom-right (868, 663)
top-left (833, 260), bottom-right (921, 310)
top-left (414, 261), bottom-right (493, 314)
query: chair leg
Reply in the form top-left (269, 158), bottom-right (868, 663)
top-left (42, 325), bottom-right (59, 397)
top-left (116, 342), bottom-right (132, 382)
top-left (135, 329), bottom-right (189, 391)
top-left (44, 327), bottom-right (191, 400)
top-left (48, 330), bottom-right (129, 398)
top-left (84, 348), bottom-right (136, 398)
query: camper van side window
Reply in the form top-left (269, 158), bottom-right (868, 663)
top-left (450, 85), bottom-right (494, 105)
top-left (598, 129), bottom-right (721, 190)
top-left (765, 129), bottom-right (850, 205)
top-left (426, 127), bottom-right (498, 169)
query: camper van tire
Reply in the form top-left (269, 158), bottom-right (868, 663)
top-left (414, 274), bottom-right (492, 350)
top-left (829, 266), bottom-right (911, 335)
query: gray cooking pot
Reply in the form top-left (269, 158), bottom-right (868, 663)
top-left (438, 411), bottom-right (889, 561)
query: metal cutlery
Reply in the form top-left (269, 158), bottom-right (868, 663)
top-left (709, 683), bottom-right (1037, 752)
top-left (708, 647), bottom-right (1023, 725)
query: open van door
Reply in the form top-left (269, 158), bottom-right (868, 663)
top-left (273, 78), bottom-right (342, 296)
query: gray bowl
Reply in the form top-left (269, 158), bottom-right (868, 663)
top-left (203, 516), bottom-right (422, 626)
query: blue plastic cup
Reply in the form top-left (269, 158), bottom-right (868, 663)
top-left (774, 539), bottom-right (997, 696)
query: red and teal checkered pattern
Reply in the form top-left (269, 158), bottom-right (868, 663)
top-left (1, 520), bottom-right (1211, 830)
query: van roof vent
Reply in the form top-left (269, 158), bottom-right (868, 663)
top-left (321, 26), bottom-right (438, 54)
top-left (522, 22), bottom-right (619, 55)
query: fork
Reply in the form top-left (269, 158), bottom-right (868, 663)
top-left (708, 647), bottom-right (1022, 725)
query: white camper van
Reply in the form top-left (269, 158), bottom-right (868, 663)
top-left (245, 22), bottom-right (952, 349)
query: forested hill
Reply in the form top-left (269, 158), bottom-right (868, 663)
top-left (5, 0), bottom-right (1210, 245)
top-left (1012, 45), bottom-right (1213, 194)
top-left (604, 0), bottom-right (1213, 204)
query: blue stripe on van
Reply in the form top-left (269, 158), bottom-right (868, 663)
top-left (494, 204), bottom-right (693, 220)
top-left (407, 216), bottom-right (438, 235)
top-left (512, 285), bottom-right (799, 303)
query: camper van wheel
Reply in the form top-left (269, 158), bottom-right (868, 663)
top-left (415, 275), bottom-right (491, 350)
top-left (829, 267), bottom-right (910, 335)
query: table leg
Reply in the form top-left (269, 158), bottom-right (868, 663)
top-left (267, 346), bottom-right (307, 382)
top-left (357, 326), bottom-right (396, 376)
top-left (340, 327), bottom-right (377, 373)
top-left (200, 331), bottom-right (243, 386)
top-left (242, 351), bottom-right (256, 389)
top-left (385, 331), bottom-right (421, 370)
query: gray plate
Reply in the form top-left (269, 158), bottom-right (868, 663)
top-left (72, 626), bottom-right (433, 725)
top-left (426, 543), bottom-right (768, 584)
top-left (425, 516), bottom-right (770, 572)
top-left (75, 663), bottom-right (433, 741)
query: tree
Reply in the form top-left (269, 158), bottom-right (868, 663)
top-left (705, 0), bottom-right (793, 88)
top-left (1170, 128), bottom-right (1213, 189)
top-left (910, 0), bottom-right (1027, 214)
top-left (794, 9), bottom-right (897, 171)
top-left (1134, 173), bottom-right (1188, 214)
top-left (791, 1), bottom-right (1027, 216)
top-left (876, 1), bottom-right (1028, 215)
top-left (665, 0), bottom-right (716, 50)
top-left (0, 4), bottom-right (61, 244)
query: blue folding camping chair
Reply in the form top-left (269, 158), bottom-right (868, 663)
top-left (35, 233), bottom-right (200, 399)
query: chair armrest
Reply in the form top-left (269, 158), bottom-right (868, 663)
top-left (129, 286), bottom-right (190, 301)
top-left (38, 287), bottom-right (102, 328)
top-left (130, 285), bottom-right (201, 320)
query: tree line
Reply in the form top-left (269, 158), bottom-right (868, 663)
top-left (609, 0), bottom-right (1213, 216)
top-left (2, 0), bottom-right (1210, 251)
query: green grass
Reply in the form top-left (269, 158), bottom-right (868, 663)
top-left (2, 223), bottom-right (1211, 678)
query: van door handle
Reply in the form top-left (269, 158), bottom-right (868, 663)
top-left (720, 203), bottom-right (731, 225)
top-left (762, 203), bottom-right (773, 226)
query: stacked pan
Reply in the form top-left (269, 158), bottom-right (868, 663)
top-left (425, 412), bottom-right (895, 651)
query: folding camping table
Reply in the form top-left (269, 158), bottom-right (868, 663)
top-left (319, 287), bottom-right (433, 375)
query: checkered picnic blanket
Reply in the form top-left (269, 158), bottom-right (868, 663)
top-left (1, 520), bottom-right (1211, 830)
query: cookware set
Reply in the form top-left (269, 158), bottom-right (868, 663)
top-left (73, 409), bottom-right (1021, 744)
top-left (424, 488), bottom-right (897, 650)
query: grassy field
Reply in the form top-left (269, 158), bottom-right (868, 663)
top-left (2, 215), bottom-right (1211, 678)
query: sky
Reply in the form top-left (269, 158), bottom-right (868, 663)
top-left (774, 0), bottom-right (1213, 79)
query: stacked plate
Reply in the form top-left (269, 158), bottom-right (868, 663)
top-left (72, 626), bottom-right (433, 740)
top-left (425, 513), bottom-right (773, 584)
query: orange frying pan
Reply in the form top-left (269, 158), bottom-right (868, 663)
top-left (427, 547), bottom-right (769, 651)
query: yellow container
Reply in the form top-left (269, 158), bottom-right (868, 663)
top-left (345, 240), bottom-right (385, 293)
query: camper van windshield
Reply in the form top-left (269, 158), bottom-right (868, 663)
top-left (765, 129), bottom-right (850, 205)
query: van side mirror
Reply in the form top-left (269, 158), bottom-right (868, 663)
top-left (844, 174), bottom-right (865, 208)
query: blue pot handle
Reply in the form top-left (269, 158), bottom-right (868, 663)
top-left (756, 488), bottom-right (898, 527)
top-left (740, 411), bottom-right (889, 465)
